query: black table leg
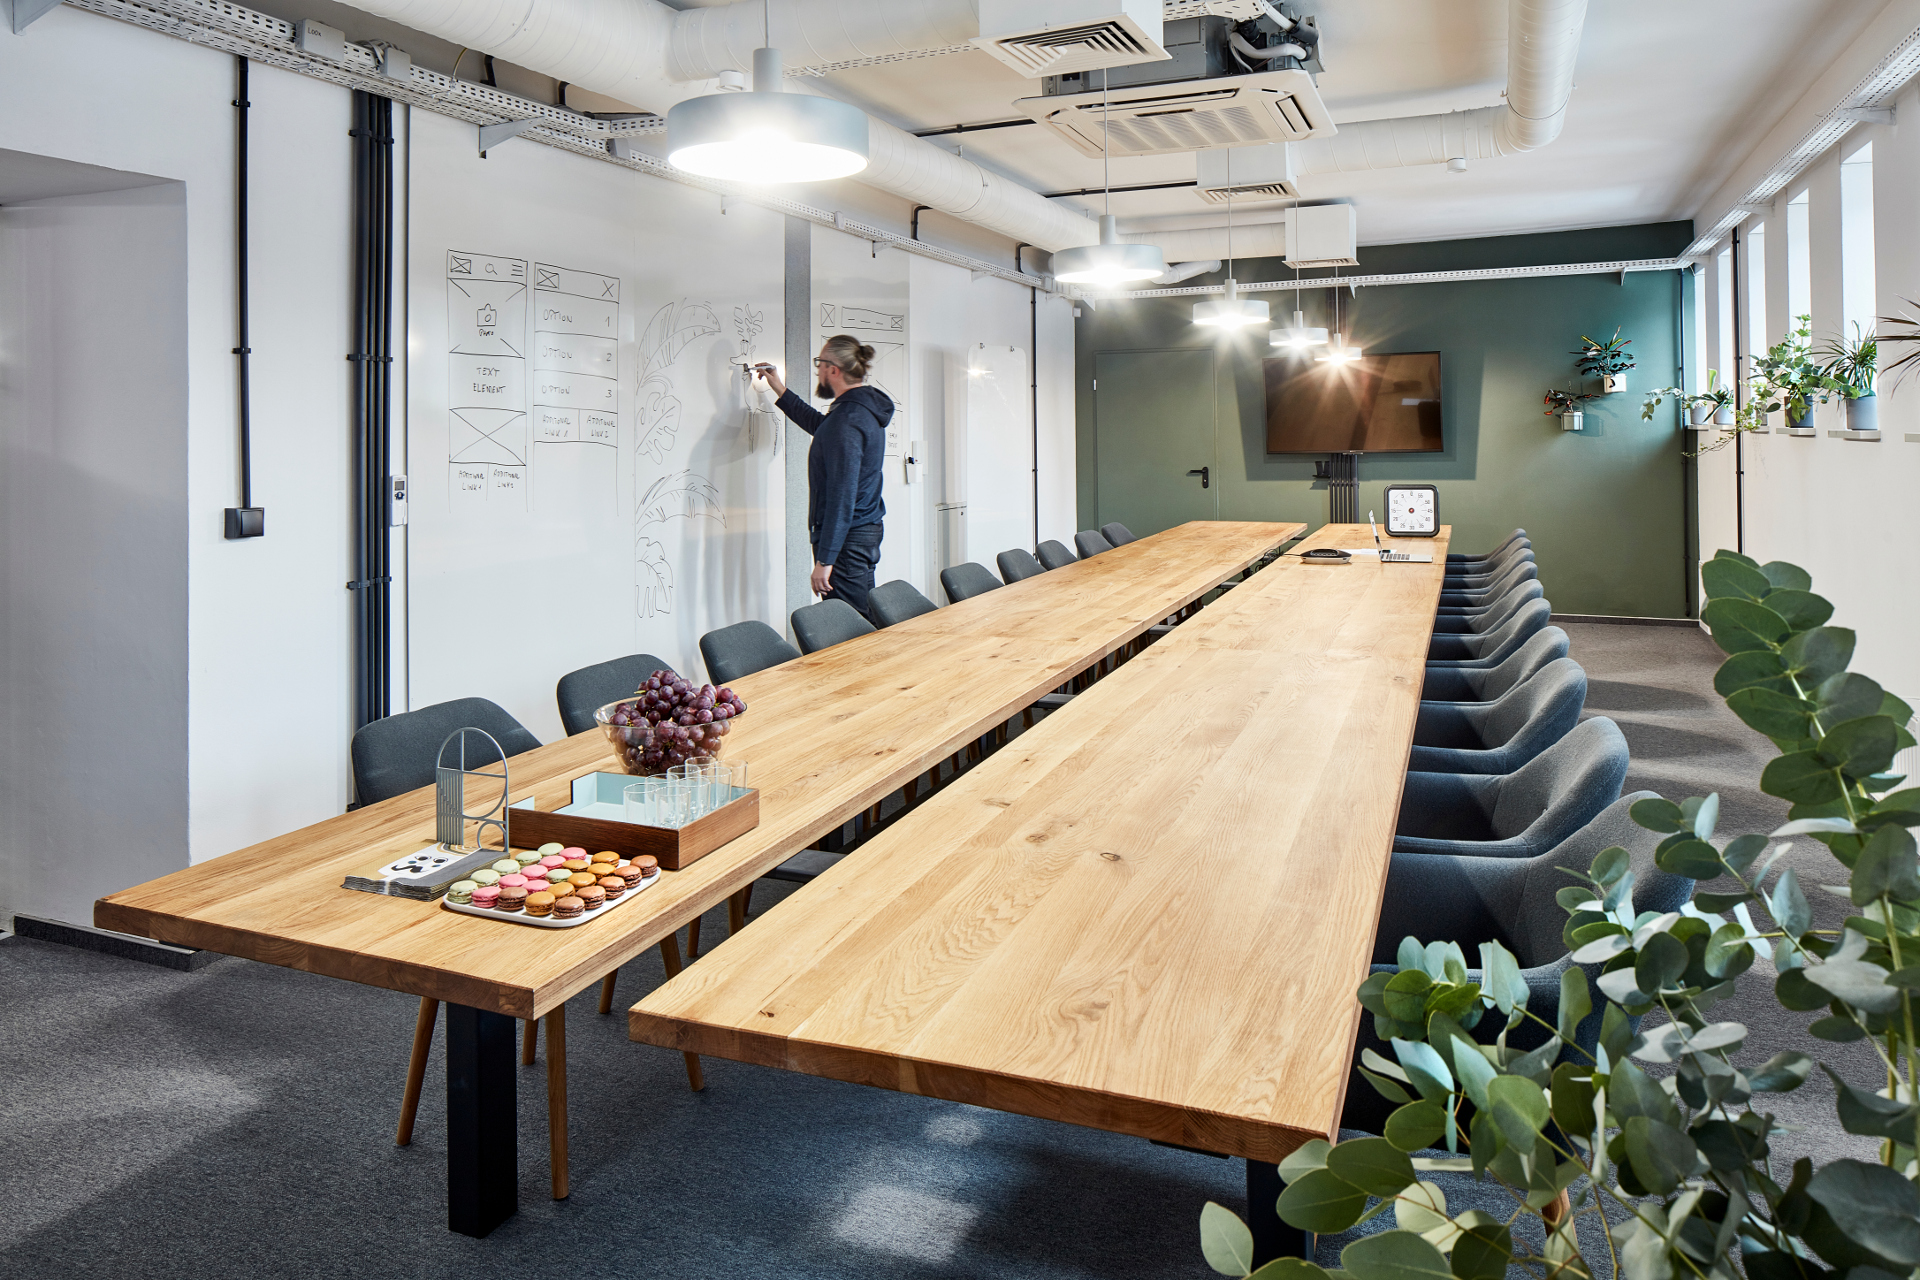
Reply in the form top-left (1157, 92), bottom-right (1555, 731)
top-left (1247, 1159), bottom-right (1308, 1266)
top-left (447, 1004), bottom-right (517, 1237)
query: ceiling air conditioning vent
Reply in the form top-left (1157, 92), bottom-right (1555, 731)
top-left (1195, 143), bottom-right (1297, 203)
top-left (1286, 203), bottom-right (1358, 268)
top-left (1016, 70), bottom-right (1333, 158)
top-left (973, 1), bottom-right (1170, 79)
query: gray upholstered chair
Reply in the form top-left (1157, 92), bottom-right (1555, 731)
top-left (1427, 599), bottom-right (1551, 665)
top-left (791, 599), bottom-right (877, 654)
top-left (1421, 627), bottom-right (1570, 702)
top-left (1100, 521), bottom-right (1137, 546)
top-left (555, 653), bottom-right (676, 736)
top-left (1074, 529), bottom-right (1114, 558)
top-left (351, 697), bottom-right (541, 806)
top-left (1430, 581), bottom-right (1546, 633)
top-left (1445, 528), bottom-right (1528, 567)
top-left (1444, 548), bottom-right (1536, 591)
top-left (1393, 717), bottom-right (1629, 858)
top-left (940, 562), bottom-right (1003, 603)
top-left (997, 548), bottom-right (1046, 583)
top-left (1036, 540), bottom-right (1078, 571)
top-left (1343, 791), bottom-right (1691, 1135)
top-left (700, 620), bottom-right (800, 684)
top-left (868, 579), bottom-right (938, 627)
top-left (1410, 658), bottom-right (1586, 774)
top-left (1439, 559), bottom-right (1539, 611)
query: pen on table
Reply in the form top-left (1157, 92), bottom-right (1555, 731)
top-left (1370, 511), bottom-right (1381, 552)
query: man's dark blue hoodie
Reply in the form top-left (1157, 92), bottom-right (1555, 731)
top-left (775, 384), bottom-right (893, 567)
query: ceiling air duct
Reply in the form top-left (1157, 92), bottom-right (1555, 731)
top-left (1195, 143), bottom-right (1297, 203)
top-left (971, 0), bottom-right (1171, 78)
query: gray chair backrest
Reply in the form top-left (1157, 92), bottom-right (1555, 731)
top-left (1507, 791), bottom-right (1691, 968)
top-left (1467, 581), bottom-right (1547, 632)
top-left (1074, 529), bottom-right (1114, 559)
top-left (868, 579), bottom-right (938, 627)
top-left (1036, 540), bottom-right (1078, 571)
top-left (1450, 529), bottom-right (1529, 564)
top-left (556, 653), bottom-right (676, 737)
top-left (1472, 627), bottom-right (1572, 700)
top-left (997, 548), bottom-right (1046, 583)
top-left (1457, 598), bottom-right (1553, 664)
top-left (351, 697), bottom-right (542, 807)
top-left (1449, 559), bottom-right (1539, 602)
top-left (1100, 522), bottom-right (1137, 546)
top-left (1479, 658), bottom-right (1587, 748)
top-left (700, 620), bottom-right (800, 684)
top-left (1446, 548), bottom-right (1537, 589)
top-left (791, 598), bottom-right (877, 654)
top-left (1489, 716), bottom-right (1630, 846)
top-left (940, 562), bottom-right (1003, 603)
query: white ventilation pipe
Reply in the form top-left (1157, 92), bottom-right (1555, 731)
top-left (1292, 0), bottom-right (1588, 174)
top-left (1122, 222), bottom-right (1289, 262)
top-left (668, 0), bottom-right (978, 82)
top-left (1155, 259), bottom-right (1222, 284)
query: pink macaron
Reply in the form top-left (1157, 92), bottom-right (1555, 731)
top-left (470, 886), bottom-right (501, 908)
top-left (498, 874), bottom-right (529, 889)
top-left (539, 855), bottom-right (567, 869)
top-left (561, 847), bottom-right (587, 860)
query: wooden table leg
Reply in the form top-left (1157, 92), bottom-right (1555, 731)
top-left (1247, 1159), bottom-right (1307, 1265)
top-left (397, 996), bottom-right (438, 1146)
top-left (687, 917), bottom-right (701, 959)
top-left (658, 935), bottom-right (706, 1093)
top-left (598, 970), bottom-right (618, 1015)
top-left (545, 1003), bottom-right (569, 1201)
top-left (446, 1004), bottom-right (517, 1236)
top-left (521, 1017), bottom-right (537, 1065)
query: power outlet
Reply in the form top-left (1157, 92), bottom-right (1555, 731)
top-left (389, 474), bottom-right (409, 527)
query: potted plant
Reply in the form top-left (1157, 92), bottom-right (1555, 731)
top-left (1752, 314), bottom-right (1839, 431)
top-left (1198, 551), bottom-right (1920, 1280)
top-left (1543, 388), bottom-right (1598, 432)
top-left (1574, 327), bottom-right (1636, 393)
top-left (1640, 368), bottom-right (1734, 427)
top-left (1820, 323), bottom-right (1878, 433)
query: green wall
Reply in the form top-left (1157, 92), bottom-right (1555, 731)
top-left (1075, 221), bottom-right (1698, 618)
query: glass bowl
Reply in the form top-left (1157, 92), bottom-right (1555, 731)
top-left (595, 697), bottom-right (734, 776)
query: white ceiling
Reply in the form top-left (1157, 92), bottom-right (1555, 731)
top-left (800, 0), bottom-right (1885, 246)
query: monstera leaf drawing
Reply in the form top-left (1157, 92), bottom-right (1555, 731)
top-left (639, 301), bottom-right (720, 381)
top-left (635, 537), bottom-right (673, 619)
top-left (733, 305), bottom-right (763, 347)
top-left (638, 471), bottom-right (726, 530)
top-left (634, 378), bottom-right (682, 466)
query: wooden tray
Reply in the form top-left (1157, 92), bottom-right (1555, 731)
top-left (506, 772), bottom-right (759, 871)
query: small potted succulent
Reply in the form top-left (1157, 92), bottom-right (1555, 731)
top-left (1751, 313), bottom-right (1838, 431)
top-left (1544, 388), bottom-right (1598, 432)
top-left (1640, 368), bottom-right (1734, 428)
top-left (1819, 323), bottom-right (1878, 433)
top-left (1573, 327), bottom-right (1636, 393)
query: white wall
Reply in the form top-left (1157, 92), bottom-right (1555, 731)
top-left (1695, 74), bottom-right (1920, 717)
top-left (0, 182), bottom-right (190, 926)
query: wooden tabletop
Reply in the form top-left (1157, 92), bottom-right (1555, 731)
top-left (96, 521), bottom-right (1301, 1020)
top-left (628, 524), bottom-right (1450, 1162)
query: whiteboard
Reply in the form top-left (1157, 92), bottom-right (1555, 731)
top-left (407, 109), bottom-right (786, 742)
top-left (946, 343), bottom-right (1033, 565)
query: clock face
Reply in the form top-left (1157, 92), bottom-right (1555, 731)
top-left (1384, 486), bottom-right (1438, 536)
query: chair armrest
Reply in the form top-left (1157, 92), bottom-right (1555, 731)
top-left (1395, 771), bottom-right (1499, 840)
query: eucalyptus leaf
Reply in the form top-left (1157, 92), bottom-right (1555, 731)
top-left (1810, 1015), bottom-right (1869, 1042)
top-left (1597, 966), bottom-right (1648, 1006)
top-left (1715, 649), bottom-right (1795, 697)
top-left (1610, 1058), bottom-right (1680, 1126)
top-left (1806, 1159), bottom-right (1920, 1264)
top-left (1723, 832), bottom-right (1772, 873)
top-left (1636, 931), bottom-right (1689, 992)
top-left (1326, 1137), bottom-right (1419, 1198)
top-left (1771, 817), bottom-right (1860, 838)
top-left (1248, 1260), bottom-right (1331, 1280)
top-left (1702, 557), bottom-right (1772, 602)
top-left (1728, 687), bottom-right (1816, 741)
top-left (1570, 933), bottom-right (1631, 964)
top-left (1766, 589), bottom-right (1836, 631)
top-left (1760, 559), bottom-right (1814, 591)
top-left (1448, 1215), bottom-right (1512, 1280)
top-left (1850, 824), bottom-right (1920, 905)
top-left (1624, 1115), bottom-right (1700, 1195)
top-left (1558, 967), bottom-right (1592, 1043)
top-left (1276, 1168), bottom-right (1368, 1234)
top-left (1693, 792), bottom-right (1721, 840)
top-left (1657, 838), bottom-right (1730, 879)
top-left (1485, 1075), bottom-right (1549, 1148)
top-left (1341, 1228), bottom-right (1454, 1280)
top-left (1748, 1050), bottom-right (1813, 1092)
top-left (1276, 1138), bottom-right (1331, 1183)
top-left (1384, 1101), bottom-right (1447, 1153)
top-left (1199, 1201), bottom-right (1256, 1276)
top-left (1780, 626), bottom-right (1857, 685)
top-left (1703, 596), bottom-right (1792, 653)
top-left (1705, 922), bottom-right (1757, 980)
top-left (1816, 672), bottom-right (1888, 728)
top-left (1694, 890), bottom-right (1753, 912)
top-left (1770, 867), bottom-right (1813, 937)
top-left (1592, 841), bottom-right (1634, 880)
top-left (1816, 716), bottom-right (1900, 779)
top-left (1821, 1065), bottom-right (1920, 1140)
top-left (1762, 752), bottom-right (1845, 806)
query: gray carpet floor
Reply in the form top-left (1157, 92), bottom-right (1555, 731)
top-left (0, 621), bottom-right (1877, 1279)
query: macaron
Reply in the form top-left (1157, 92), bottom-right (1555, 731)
top-left (561, 847), bottom-right (587, 860)
top-left (470, 869), bottom-right (501, 887)
top-left (613, 864), bottom-right (643, 889)
top-left (545, 868), bottom-right (573, 885)
top-left (590, 850), bottom-right (619, 865)
top-left (537, 843), bottom-right (565, 856)
top-left (567, 871), bottom-right (599, 890)
top-left (513, 850), bottom-right (543, 867)
top-left (539, 855), bottom-right (568, 869)
top-left (497, 886), bottom-right (528, 913)
top-left (471, 885), bottom-right (501, 909)
top-left (498, 873), bottom-right (529, 889)
top-left (552, 895), bottom-right (584, 920)
top-left (631, 855), bottom-right (659, 878)
top-left (597, 875), bottom-right (624, 900)
top-left (446, 880), bottom-right (478, 904)
top-left (525, 891), bottom-right (555, 918)
top-left (563, 858), bottom-right (590, 873)
top-left (577, 884), bottom-right (607, 910)
top-left (490, 858), bottom-right (521, 874)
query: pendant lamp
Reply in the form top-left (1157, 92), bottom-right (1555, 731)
top-left (1270, 251), bottom-right (1327, 351)
top-left (667, 31), bottom-right (868, 184)
top-left (1049, 72), bottom-right (1165, 288)
top-left (1315, 276), bottom-right (1364, 363)
top-left (1192, 195), bottom-right (1268, 328)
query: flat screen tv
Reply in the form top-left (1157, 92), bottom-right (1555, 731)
top-left (1263, 351), bottom-right (1443, 454)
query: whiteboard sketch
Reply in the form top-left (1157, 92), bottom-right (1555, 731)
top-left (634, 300), bottom-right (720, 466)
top-left (639, 470), bottom-right (726, 530)
top-left (636, 537), bottom-right (672, 620)
top-left (632, 299), bottom-right (731, 619)
top-left (447, 250), bottom-right (529, 508)
top-left (531, 263), bottom-right (621, 517)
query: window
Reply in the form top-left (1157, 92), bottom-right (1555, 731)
top-left (1746, 223), bottom-right (1768, 357)
top-left (1786, 190), bottom-right (1811, 328)
top-left (1841, 142), bottom-right (1875, 340)
top-left (1716, 245), bottom-right (1734, 387)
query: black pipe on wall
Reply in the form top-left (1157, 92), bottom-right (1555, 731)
top-left (223, 56), bottom-right (264, 540)
top-left (348, 90), bottom-right (396, 732)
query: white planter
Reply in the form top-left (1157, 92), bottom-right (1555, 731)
top-left (1713, 404), bottom-right (1735, 427)
top-left (1602, 374), bottom-right (1627, 394)
top-left (1560, 411), bottom-right (1584, 432)
top-left (1848, 394), bottom-right (1879, 433)
top-left (1690, 403), bottom-right (1714, 427)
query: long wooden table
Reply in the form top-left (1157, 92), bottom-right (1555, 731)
top-left (93, 520), bottom-right (1299, 1236)
top-left (629, 523), bottom-right (1450, 1256)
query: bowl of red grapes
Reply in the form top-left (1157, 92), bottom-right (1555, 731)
top-left (595, 670), bottom-right (748, 776)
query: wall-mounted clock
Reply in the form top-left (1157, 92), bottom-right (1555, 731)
top-left (1383, 485), bottom-right (1438, 537)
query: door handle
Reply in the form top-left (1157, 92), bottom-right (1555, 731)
top-left (1187, 466), bottom-right (1210, 489)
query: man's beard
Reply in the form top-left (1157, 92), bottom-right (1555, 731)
top-left (816, 381), bottom-right (832, 399)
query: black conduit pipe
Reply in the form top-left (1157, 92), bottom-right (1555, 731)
top-left (348, 90), bottom-right (396, 731)
top-left (223, 56), bottom-right (263, 540)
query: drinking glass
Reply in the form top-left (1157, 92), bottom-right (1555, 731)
top-left (699, 759), bottom-right (732, 811)
top-left (624, 780), bottom-right (653, 826)
top-left (667, 763), bottom-right (702, 819)
top-left (658, 776), bottom-right (694, 828)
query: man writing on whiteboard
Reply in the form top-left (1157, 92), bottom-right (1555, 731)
top-left (755, 335), bottom-right (892, 621)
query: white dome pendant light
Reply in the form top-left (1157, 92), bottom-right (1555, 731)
top-left (1192, 195), bottom-right (1269, 328)
top-left (1270, 252), bottom-right (1328, 352)
top-left (666, 4), bottom-right (868, 184)
top-left (1316, 273), bottom-right (1364, 364)
top-left (1050, 72), bottom-right (1166, 288)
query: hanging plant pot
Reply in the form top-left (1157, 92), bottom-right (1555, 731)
top-left (1713, 404), bottom-right (1735, 427)
top-left (1690, 403), bottom-right (1714, 427)
top-left (1846, 393), bottom-right (1878, 433)
top-left (1560, 411), bottom-right (1584, 432)
top-left (1602, 374), bottom-right (1627, 394)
